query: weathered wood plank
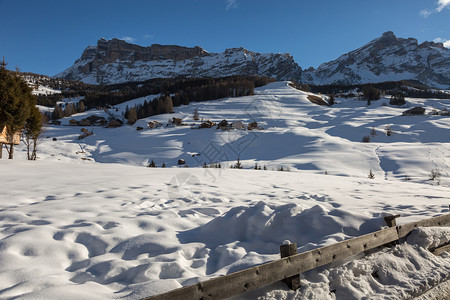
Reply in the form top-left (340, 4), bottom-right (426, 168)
top-left (144, 227), bottom-right (399, 300)
top-left (144, 213), bottom-right (450, 300)
top-left (432, 243), bottom-right (450, 256)
top-left (397, 213), bottom-right (450, 238)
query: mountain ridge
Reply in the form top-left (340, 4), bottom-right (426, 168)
top-left (56, 32), bottom-right (450, 88)
top-left (302, 31), bottom-right (450, 88)
top-left (56, 39), bottom-right (302, 85)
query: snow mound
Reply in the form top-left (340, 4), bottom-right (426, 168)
top-left (180, 201), bottom-right (385, 254)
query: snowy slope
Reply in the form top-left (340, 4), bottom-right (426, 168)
top-left (33, 82), bottom-right (450, 183)
top-left (302, 31), bottom-right (450, 89)
top-left (1, 82), bottom-right (450, 299)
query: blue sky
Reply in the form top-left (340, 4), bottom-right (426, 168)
top-left (1, 0), bottom-right (449, 76)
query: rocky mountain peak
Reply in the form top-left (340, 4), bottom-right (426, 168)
top-left (80, 38), bottom-right (208, 64)
top-left (56, 39), bottom-right (302, 85)
top-left (302, 31), bottom-right (450, 88)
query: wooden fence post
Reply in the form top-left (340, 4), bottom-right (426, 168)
top-left (384, 214), bottom-right (400, 228)
top-left (280, 242), bottom-right (301, 290)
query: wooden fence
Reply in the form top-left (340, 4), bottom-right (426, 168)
top-left (143, 212), bottom-right (450, 300)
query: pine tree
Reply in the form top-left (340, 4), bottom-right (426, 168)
top-left (124, 105), bottom-right (130, 119)
top-left (23, 106), bottom-right (42, 160)
top-left (155, 97), bottom-right (164, 115)
top-left (127, 107), bottom-right (137, 124)
top-left (78, 101), bottom-right (86, 113)
top-left (0, 58), bottom-right (34, 159)
top-left (163, 95), bottom-right (173, 113)
top-left (328, 94), bottom-right (335, 106)
top-left (148, 160), bottom-right (156, 167)
top-left (52, 104), bottom-right (63, 120)
top-left (234, 158), bottom-right (243, 169)
top-left (64, 103), bottom-right (76, 117)
top-left (193, 108), bottom-right (199, 121)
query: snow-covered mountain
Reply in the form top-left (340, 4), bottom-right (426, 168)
top-left (302, 31), bottom-right (450, 89)
top-left (55, 38), bottom-right (303, 85)
top-left (56, 32), bottom-right (450, 88)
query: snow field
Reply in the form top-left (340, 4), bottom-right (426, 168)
top-left (1, 81), bottom-right (449, 298)
top-left (1, 162), bottom-right (450, 299)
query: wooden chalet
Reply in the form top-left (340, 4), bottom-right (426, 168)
top-left (0, 125), bottom-right (20, 145)
top-left (1, 125), bottom-right (21, 159)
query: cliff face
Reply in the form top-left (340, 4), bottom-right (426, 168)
top-left (81, 39), bottom-right (208, 64)
top-left (302, 31), bottom-right (450, 88)
top-left (56, 33), bottom-right (450, 88)
top-left (56, 39), bottom-right (303, 85)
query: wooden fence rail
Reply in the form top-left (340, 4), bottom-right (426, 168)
top-left (143, 212), bottom-right (450, 300)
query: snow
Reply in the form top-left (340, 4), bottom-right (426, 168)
top-left (31, 85), bottom-right (62, 96)
top-left (1, 82), bottom-right (450, 299)
top-left (303, 33), bottom-right (450, 89)
top-left (55, 47), bottom-right (302, 85)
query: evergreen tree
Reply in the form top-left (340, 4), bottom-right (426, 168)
top-left (328, 94), bottom-right (335, 106)
top-left (63, 103), bottom-right (76, 117)
top-left (389, 93), bottom-right (405, 106)
top-left (124, 105), bottom-right (130, 119)
top-left (52, 104), bottom-right (63, 120)
top-left (154, 97), bottom-right (164, 115)
top-left (234, 158), bottom-right (243, 169)
top-left (163, 95), bottom-right (173, 113)
top-left (0, 59), bottom-right (34, 159)
top-left (127, 107), bottom-right (137, 124)
top-left (78, 100), bottom-right (86, 113)
top-left (362, 86), bottom-right (381, 102)
top-left (193, 108), bottom-right (199, 121)
top-left (23, 106), bottom-right (42, 160)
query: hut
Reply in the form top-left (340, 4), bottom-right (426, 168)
top-left (402, 107), bottom-right (425, 116)
top-left (0, 125), bottom-right (20, 145)
top-left (0, 125), bottom-right (21, 159)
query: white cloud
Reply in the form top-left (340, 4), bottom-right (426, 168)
top-left (436, 0), bottom-right (450, 12)
top-left (143, 34), bottom-right (154, 40)
top-left (433, 38), bottom-right (450, 48)
top-left (421, 0), bottom-right (450, 17)
top-left (121, 36), bottom-right (136, 43)
top-left (226, 0), bottom-right (237, 10)
top-left (420, 9), bottom-right (432, 17)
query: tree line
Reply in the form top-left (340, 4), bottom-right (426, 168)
top-left (124, 78), bottom-right (262, 123)
top-left (293, 80), bottom-right (450, 99)
top-left (36, 75), bottom-right (274, 109)
top-left (39, 75), bottom-right (274, 121)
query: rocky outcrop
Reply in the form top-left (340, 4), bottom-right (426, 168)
top-left (302, 31), bottom-right (450, 89)
top-left (56, 39), bottom-right (303, 85)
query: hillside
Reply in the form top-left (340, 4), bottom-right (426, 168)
top-left (31, 82), bottom-right (450, 183)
